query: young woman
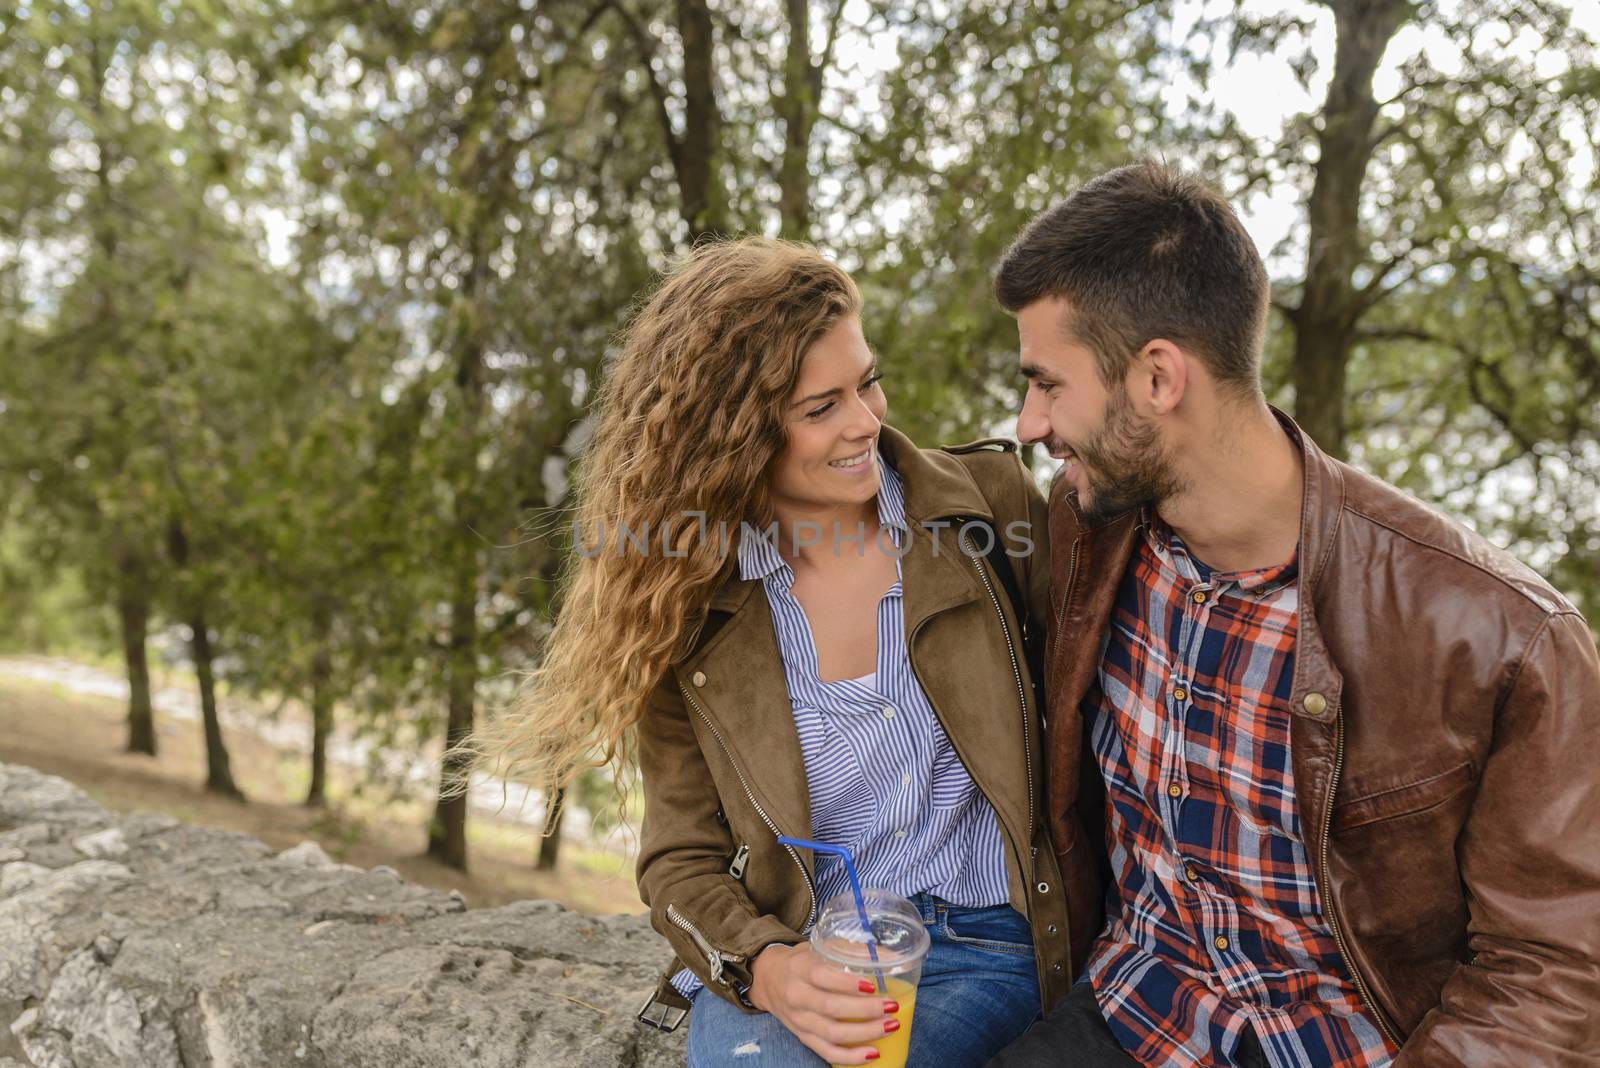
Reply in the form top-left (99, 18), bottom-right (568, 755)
top-left (477, 238), bottom-right (1090, 1066)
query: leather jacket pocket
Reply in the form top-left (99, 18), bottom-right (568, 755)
top-left (1332, 760), bottom-right (1475, 835)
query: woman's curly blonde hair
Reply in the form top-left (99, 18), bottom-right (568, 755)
top-left (468, 237), bottom-right (861, 809)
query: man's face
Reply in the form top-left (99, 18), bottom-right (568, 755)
top-left (1015, 296), bottom-right (1180, 521)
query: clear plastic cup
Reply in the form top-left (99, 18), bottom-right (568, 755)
top-left (809, 889), bottom-right (931, 1068)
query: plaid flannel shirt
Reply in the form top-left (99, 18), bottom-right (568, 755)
top-left (1084, 511), bottom-right (1397, 1068)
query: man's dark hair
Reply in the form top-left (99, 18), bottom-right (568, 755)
top-left (994, 160), bottom-right (1269, 395)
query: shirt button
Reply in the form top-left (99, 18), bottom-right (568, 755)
top-left (1173, 685), bottom-right (1189, 702)
top-left (1214, 936), bottom-right (1230, 951)
top-left (881, 705), bottom-right (896, 719)
top-left (1167, 783), bottom-right (1182, 798)
top-left (1185, 865), bottom-right (1199, 881)
top-left (901, 772), bottom-right (912, 786)
top-left (1191, 589), bottom-right (1207, 604)
top-left (895, 829), bottom-right (907, 839)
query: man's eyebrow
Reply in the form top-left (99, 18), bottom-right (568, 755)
top-left (1020, 361), bottom-right (1052, 380)
top-left (791, 363), bottom-right (880, 406)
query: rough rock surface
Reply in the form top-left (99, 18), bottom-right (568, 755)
top-left (0, 764), bottom-right (686, 1067)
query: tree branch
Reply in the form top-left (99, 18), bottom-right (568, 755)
top-left (603, 0), bottom-right (683, 180)
top-left (818, 0), bottom-right (848, 79)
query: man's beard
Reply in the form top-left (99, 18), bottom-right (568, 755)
top-left (1069, 390), bottom-right (1185, 522)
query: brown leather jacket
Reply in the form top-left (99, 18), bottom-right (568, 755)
top-left (634, 426), bottom-right (1098, 1028)
top-left (1044, 411), bottom-right (1600, 1066)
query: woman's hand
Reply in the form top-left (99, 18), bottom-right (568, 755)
top-left (747, 943), bottom-right (900, 1064)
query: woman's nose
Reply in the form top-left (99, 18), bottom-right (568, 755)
top-left (846, 392), bottom-right (882, 436)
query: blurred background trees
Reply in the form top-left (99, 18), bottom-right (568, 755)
top-left (2, 0), bottom-right (1595, 876)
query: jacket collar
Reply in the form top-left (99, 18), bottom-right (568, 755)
top-left (1272, 406), bottom-right (1347, 722)
top-left (707, 424), bottom-right (992, 612)
top-left (879, 423), bottom-right (993, 524)
top-left (1274, 405), bottom-right (1345, 597)
top-left (683, 425), bottom-right (993, 839)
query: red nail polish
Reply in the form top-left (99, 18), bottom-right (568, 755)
top-left (882, 1000), bottom-right (899, 1014)
top-left (858, 979), bottom-right (876, 993)
top-left (865, 1052), bottom-right (880, 1062)
top-left (883, 1018), bottom-right (901, 1034)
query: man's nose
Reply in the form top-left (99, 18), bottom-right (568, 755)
top-left (1017, 387), bottom-right (1050, 445)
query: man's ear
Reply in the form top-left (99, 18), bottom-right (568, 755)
top-left (1133, 338), bottom-right (1188, 416)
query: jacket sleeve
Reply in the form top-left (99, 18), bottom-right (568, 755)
top-left (1396, 609), bottom-right (1600, 1066)
top-left (634, 669), bottom-right (805, 1010)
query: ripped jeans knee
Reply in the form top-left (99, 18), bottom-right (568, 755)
top-left (684, 988), bottom-right (827, 1068)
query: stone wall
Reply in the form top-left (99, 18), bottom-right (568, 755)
top-left (0, 763), bottom-right (686, 1067)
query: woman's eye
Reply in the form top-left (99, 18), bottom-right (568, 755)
top-left (860, 373), bottom-right (884, 390)
top-left (805, 401), bottom-right (835, 419)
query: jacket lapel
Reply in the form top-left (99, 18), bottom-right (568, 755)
top-left (680, 578), bottom-right (814, 843)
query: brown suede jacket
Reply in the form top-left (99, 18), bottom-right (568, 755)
top-left (634, 426), bottom-right (1098, 1028)
top-left (1044, 411), bottom-right (1600, 1066)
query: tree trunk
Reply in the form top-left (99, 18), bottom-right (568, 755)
top-left (117, 553), bottom-right (157, 756)
top-left (189, 605), bottom-right (242, 799)
top-left (427, 227), bottom-right (491, 873)
top-left (1291, 0), bottom-right (1409, 459)
top-left (427, 573), bottom-right (477, 871)
top-left (676, 0), bottom-right (724, 240)
top-left (777, 0), bottom-right (819, 239)
top-left (305, 602), bottom-right (333, 807)
top-left (536, 788), bottom-right (566, 872)
top-left (167, 519), bottom-right (242, 799)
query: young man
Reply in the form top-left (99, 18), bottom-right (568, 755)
top-left (987, 161), bottom-right (1600, 1068)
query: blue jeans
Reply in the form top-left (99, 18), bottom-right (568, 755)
top-left (687, 894), bottom-right (1039, 1068)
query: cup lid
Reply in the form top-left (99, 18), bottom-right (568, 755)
top-left (809, 888), bottom-right (930, 970)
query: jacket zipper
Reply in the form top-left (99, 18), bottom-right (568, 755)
top-left (665, 902), bottom-right (742, 985)
top-left (680, 684), bottom-right (818, 931)
top-left (968, 551), bottom-right (1036, 846)
top-left (1318, 710), bottom-right (1403, 1049)
top-left (729, 843), bottom-right (750, 880)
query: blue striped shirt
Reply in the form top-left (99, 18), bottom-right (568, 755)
top-left (672, 453), bottom-right (1011, 997)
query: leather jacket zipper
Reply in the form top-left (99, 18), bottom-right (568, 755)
top-left (679, 684), bottom-right (818, 931)
top-left (1318, 710), bottom-right (1403, 1048)
top-left (665, 902), bottom-right (743, 985)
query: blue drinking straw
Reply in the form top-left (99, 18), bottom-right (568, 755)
top-left (777, 835), bottom-right (885, 993)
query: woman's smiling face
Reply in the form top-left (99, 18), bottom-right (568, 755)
top-left (768, 315), bottom-right (887, 516)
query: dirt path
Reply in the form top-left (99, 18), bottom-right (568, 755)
top-left (0, 670), bottom-right (645, 915)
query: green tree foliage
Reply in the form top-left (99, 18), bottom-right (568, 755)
top-left (844, 0), bottom-right (1174, 444)
top-left (1187, 0), bottom-right (1599, 618)
top-left (0, 0), bottom-right (294, 778)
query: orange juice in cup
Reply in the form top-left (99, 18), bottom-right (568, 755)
top-left (810, 889), bottom-right (930, 1068)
